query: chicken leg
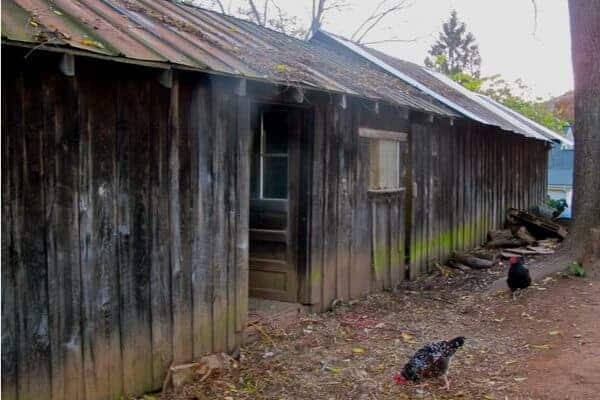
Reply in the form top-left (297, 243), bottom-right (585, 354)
top-left (442, 374), bottom-right (451, 391)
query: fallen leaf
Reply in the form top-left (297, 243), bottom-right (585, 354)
top-left (513, 377), bottom-right (527, 382)
top-left (29, 20), bottom-right (39, 27)
top-left (275, 64), bottom-right (288, 72)
top-left (492, 318), bottom-right (505, 323)
top-left (327, 367), bottom-right (342, 374)
top-left (352, 347), bottom-right (365, 354)
top-left (504, 360), bottom-right (517, 365)
top-left (53, 10), bottom-right (63, 15)
top-left (549, 330), bottom-right (562, 336)
top-left (401, 332), bottom-right (418, 344)
top-left (531, 344), bottom-right (551, 350)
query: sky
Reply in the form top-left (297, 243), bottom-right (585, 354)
top-left (205, 0), bottom-right (574, 99)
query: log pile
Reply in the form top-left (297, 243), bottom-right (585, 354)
top-left (446, 208), bottom-right (567, 271)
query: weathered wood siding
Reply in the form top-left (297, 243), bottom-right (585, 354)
top-left (305, 99), bottom-right (548, 311)
top-left (1, 49), bottom-right (249, 400)
top-left (306, 99), bottom-right (409, 311)
top-left (408, 119), bottom-right (549, 276)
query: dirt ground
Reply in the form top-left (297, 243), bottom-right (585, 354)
top-left (157, 256), bottom-right (599, 400)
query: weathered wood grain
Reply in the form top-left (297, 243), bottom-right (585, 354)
top-left (116, 77), bottom-right (153, 396)
top-left (149, 80), bottom-right (173, 388)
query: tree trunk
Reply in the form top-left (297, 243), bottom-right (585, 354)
top-left (567, 0), bottom-right (600, 260)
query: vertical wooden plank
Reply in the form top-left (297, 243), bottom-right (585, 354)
top-left (168, 74), bottom-right (193, 363)
top-left (389, 199), bottom-right (401, 287)
top-left (14, 68), bottom-right (53, 400)
top-left (336, 108), bottom-right (351, 301)
top-left (476, 127), bottom-right (483, 244)
top-left (354, 135), bottom-right (372, 292)
top-left (350, 109), bottom-right (365, 297)
top-left (411, 124), bottom-right (425, 277)
top-left (408, 124), bottom-right (419, 278)
top-left (425, 128), bottom-right (434, 272)
top-left (116, 77), bottom-right (154, 396)
top-left (149, 81), bottom-right (173, 387)
top-left (418, 126), bottom-right (427, 275)
top-left (189, 79), bottom-right (213, 358)
top-left (225, 93), bottom-right (237, 352)
top-left (234, 96), bottom-right (250, 340)
top-left (42, 71), bottom-right (85, 400)
top-left (308, 103), bottom-right (325, 307)
top-left (211, 88), bottom-right (228, 351)
top-left (450, 126), bottom-right (457, 252)
top-left (458, 126), bottom-right (466, 251)
top-left (79, 73), bottom-right (123, 400)
top-left (2, 65), bottom-right (19, 400)
top-left (322, 102), bottom-right (338, 308)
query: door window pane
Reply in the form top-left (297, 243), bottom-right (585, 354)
top-left (260, 111), bottom-right (289, 199)
top-left (263, 111), bottom-right (288, 154)
top-left (262, 157), bottom-right (288, 199)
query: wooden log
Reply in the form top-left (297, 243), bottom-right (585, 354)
top-left (515, 226), bottom-right (536, 245)
top-left (486, 238), bottom-right (527, 248)
top-left (447, 260), bottom-right (470, 272)
top-left (487, 229), bottom-right (513, 242)
top-left (502, 248), bottom-right (538, 256)
top-left (507, 208), bottom-right (568, 239)
top-left (452, 252), bottom-right (493, 269)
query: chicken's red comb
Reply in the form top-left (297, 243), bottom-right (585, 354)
top-left (393, 372), bottom-right (407, 385)
top-left (509, 256), bottom-right (519, 264)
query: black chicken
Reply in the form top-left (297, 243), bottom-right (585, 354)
top-left (394, 337), bottom-right (465, 390)
top-left (506, 256), bottom-right (531, 298)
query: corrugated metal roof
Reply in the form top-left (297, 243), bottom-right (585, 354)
top-left (316, 31), bottom-right (555, 142)
top-left (1, 0), bottom-right (455, 117)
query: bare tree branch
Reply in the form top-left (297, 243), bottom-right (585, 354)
top-left (247, 0), bottom-right (264, 25)
top-left (530, 0), bottom-right (538, 37)
top-left (263, 0), bottom-right (269, 26)
top-left (350, 0), bottom-right (412, 44)
top-left (362, 34), bottom-right (427, 45)
top-left (214, 0), bottom-right (226, 13)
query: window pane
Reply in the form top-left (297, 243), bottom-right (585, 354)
top-left (263, 111), bottom-right (288, 154)
top-left (369, 139), bottom-right (400, 189)
top-left (379, 139), bottom-right (400, 189)
top-left (262, 157), bottom-right (288, 199)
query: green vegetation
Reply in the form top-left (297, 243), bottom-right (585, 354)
top-left (569, 261), bottom-right (585, 277)
top-left (424, 10), bottom-right (481, 77)
top-left (426, 11), bottom-right (568, 134)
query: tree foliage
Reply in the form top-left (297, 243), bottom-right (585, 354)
top-left (447, 72), bottom-right (568, 134)
top-left (480, 75), bottom-right (568, 133)
top-left (424, 10), bottom-right (482, 77)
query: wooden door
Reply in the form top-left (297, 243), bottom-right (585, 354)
top-left (249, 105), bottom-right (301, 302)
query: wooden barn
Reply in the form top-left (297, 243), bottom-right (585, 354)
top-left (1, 1), bottom-right (552, 400)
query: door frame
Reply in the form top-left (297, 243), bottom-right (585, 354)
top-left (247, 101), bottom-right (311, 302)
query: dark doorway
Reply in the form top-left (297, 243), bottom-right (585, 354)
top-left (248, 104), bottom-right (304, 302)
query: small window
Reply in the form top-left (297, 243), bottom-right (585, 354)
top-left (260, 111), bottom-right (288, 199)
top-left (369, 139), bottom-right (401, 190)
top-left (359, 127), bottom-right (406, 191)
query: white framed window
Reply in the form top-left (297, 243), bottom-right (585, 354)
top-left (260, 111), bottom-right (288, 199)
top-left (359, 128), bottom-right (406, 191)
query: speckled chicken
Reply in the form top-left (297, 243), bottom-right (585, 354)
top-left (394, 337), bottom-right (465, 390)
